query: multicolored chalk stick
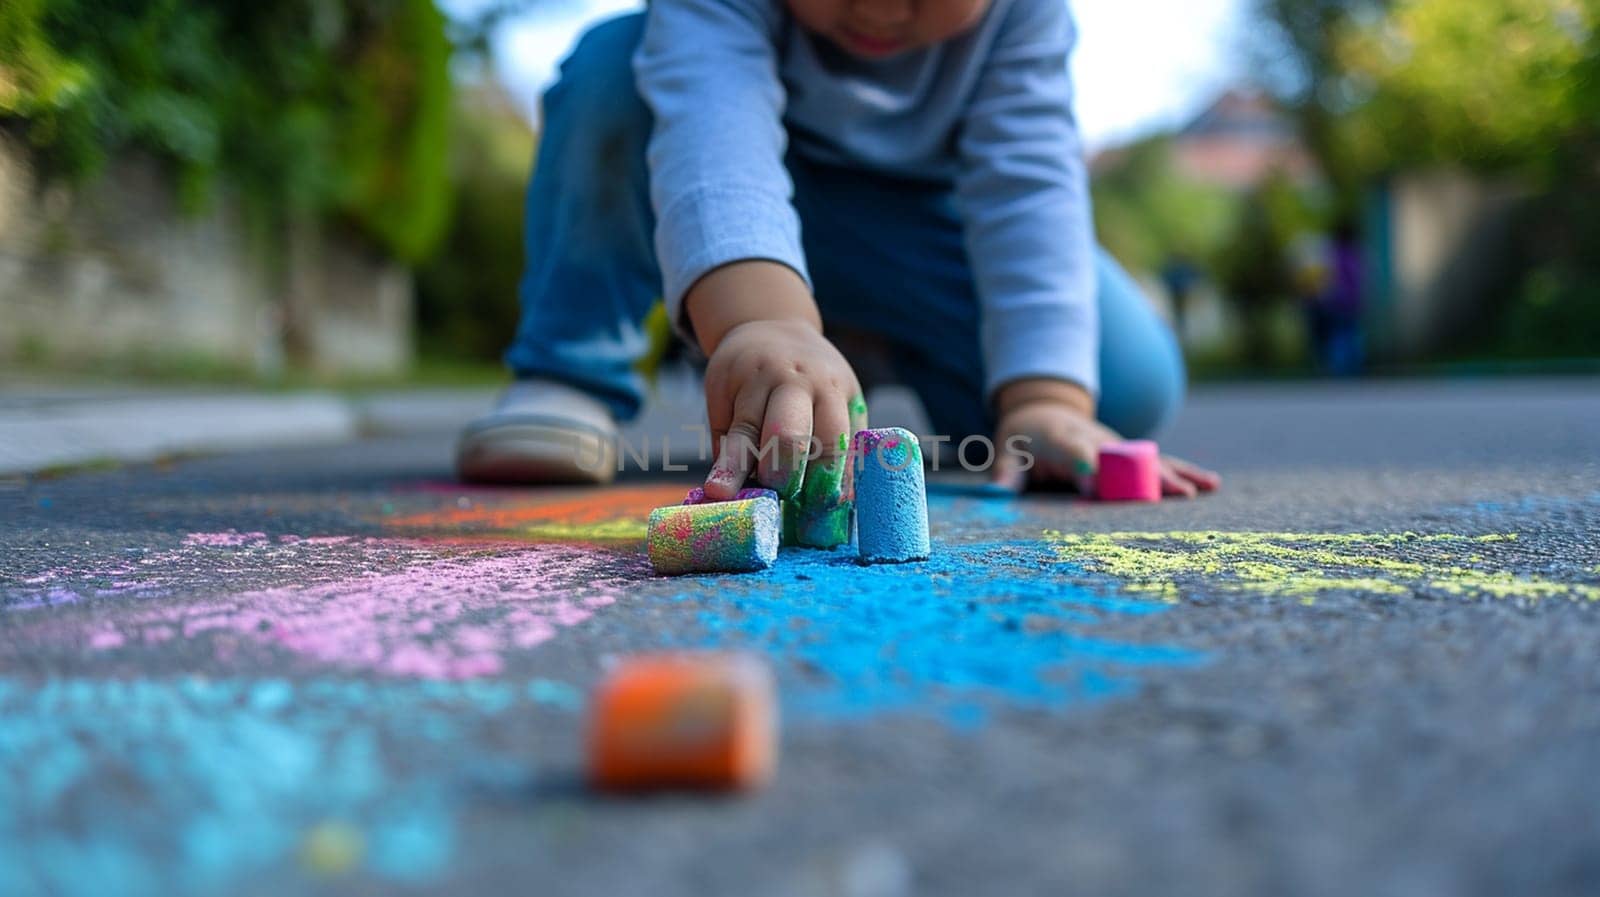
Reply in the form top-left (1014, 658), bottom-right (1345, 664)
top-left (1097, 439), bottom-right (1161, 502)
top-left (852, 427), bottom-right (930, 563)
top-left (682, 486), bottom-right (779, 506)
top-left (684, 486), bottom-right (797, 547)
top-left (647, 497), bottom-right (780, 575)
top-left (588, 653), bottom-right (777, 791)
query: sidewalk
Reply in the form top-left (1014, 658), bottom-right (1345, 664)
top-left (0, 368), bottom-right (714, 476)
top-left (0, 382), bottom-right (506, 476)
top-left (0, 365), bottom-right (949, 477)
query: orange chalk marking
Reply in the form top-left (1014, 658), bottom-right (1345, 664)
top-left (588, 653), bottom-right (777, 792)
top-left (385, 485), bottom-right (688, 535)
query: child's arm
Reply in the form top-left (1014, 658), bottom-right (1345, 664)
top-left (635, 0), bottom-right (866, 500)
top-left (954, 0), bottom-right (1214, 495)
top-left (955, 0), bottom-right (1097, 414)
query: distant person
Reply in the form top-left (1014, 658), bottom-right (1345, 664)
top-left (1160, 255), bottom-right (1201, 342)
top-left (1308, 221), bottom-right (1364, 376)
top-left (456, 0), bottom-right (1220, 502)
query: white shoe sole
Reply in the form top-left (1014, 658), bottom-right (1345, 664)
top-left (456, 421), bottom-right (617, 485)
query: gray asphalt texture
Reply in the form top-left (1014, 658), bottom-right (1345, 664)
top-left (3, 377), bottom-right (1599, 897)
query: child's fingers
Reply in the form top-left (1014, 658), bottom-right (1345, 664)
top-left (1160, 463), bottom-right (1199, 499)
top-left (989, 447), bottom-right (1027, 492)
top-left (811, 392), bottom-right (851, 466)
top-left (1027, 429), bottom-right (1094, 494)
top-left (796, 393), bottom-right (851, 530)
top-left (755, 383), bottom-right (813, 498)
top-left (702, 364), bottom-right (739, 465)
top-left (847, 392), bottom-right (869, 439)
top-left (1055, 433), bottom-right (1098, 496)
top-left (1166, 456), bottom-right (1222, 492)
top-left (839, 392), bottom-right (868, 498)
top-left (705, 384), bottom-right (772, 499)
top-left (1071, 458), bottom-right (1097, 496)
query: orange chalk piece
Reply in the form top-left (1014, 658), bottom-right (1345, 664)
top-left (588, 653), bottom-right (777, 791)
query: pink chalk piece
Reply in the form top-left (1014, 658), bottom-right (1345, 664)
top-left (1097, 440), bottom-right (1161, 502)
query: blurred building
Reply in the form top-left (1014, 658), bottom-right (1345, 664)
top-left (1364, 171), bottom-right (1532, 362)
top-left (1091, 88), bottom-right (1319, 191)
top-left (1169, 89), bottom-right (1320, 190)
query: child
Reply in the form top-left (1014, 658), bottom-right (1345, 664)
top-left (457, 0), bottom-right (1219, 502)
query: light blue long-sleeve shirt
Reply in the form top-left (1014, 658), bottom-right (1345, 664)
top-left (633, 0), bottom-right (1099, 398)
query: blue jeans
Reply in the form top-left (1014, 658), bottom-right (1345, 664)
top-left (505, 13), bottom-right (1186, 440)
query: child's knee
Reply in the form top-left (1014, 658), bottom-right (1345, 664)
top-left (564, 13), bottom-right (646, 76)
top-left (1094, 250), bottom-right (1187, 438)
top-left (541, 13), bottom-right (653, 228)
top-left (1098, 361), bottom-right (1183, 439)
top-left (551, 14), bottom-right (649, 142)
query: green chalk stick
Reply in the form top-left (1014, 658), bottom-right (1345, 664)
top-left (792, 454), bottom-right (852, 549)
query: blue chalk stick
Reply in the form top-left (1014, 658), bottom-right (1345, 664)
top-left (852, 428), bottom-right (930, 564)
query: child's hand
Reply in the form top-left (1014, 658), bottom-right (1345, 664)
top-left (685, 261), bottom-right (865, 500)
top-left (989, 379), bottom-right (1219, 498)
top-left (701, 317), bottom-right (866, 500)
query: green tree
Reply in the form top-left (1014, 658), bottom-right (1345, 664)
top-left (1253, 0), bottom-right (1600, 363)
top-left (0, 0), bottom-right (453, 263)
top-left (1334, 0), bottom-right (1595, 177)
top-left (1090, 136), bottom-right (1241, 272)
top-left (1212, 172), bottom-right (1321, 366)
top-left (1249, 0), bottom-right (1390, 197)
top-left (0, 0), bottom-right (92, 121)
top-left (413, 79), bottom-right (535, 362)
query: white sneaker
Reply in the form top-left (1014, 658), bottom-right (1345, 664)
top-left (455, 379), bottom-right (619, 484)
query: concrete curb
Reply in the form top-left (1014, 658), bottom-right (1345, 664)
top-left (350, 389), bottom-right (495, 437)
top-left (0, 376), bottom-right (943, 476)
top-left (0, 394), bottom-right (359, 476)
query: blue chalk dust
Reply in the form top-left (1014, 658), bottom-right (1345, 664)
top-left (664, 542), bottom-right (1203, 726)
top-left (0, 677), bottom-right (580, 897)
top-left (925, 491), bottom-right (1024, 529)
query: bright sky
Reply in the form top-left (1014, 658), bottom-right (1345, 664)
top-left (464, 0), bottom-right (1248, 151)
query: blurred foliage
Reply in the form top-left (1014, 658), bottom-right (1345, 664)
top-left (413, 78), bottom-right (534, 362)
top-left (0, 0), bottom-right (453, 262)
top-left (1334, 0), bottom-right (1596, 176)
top-left (1213, 173), bottom-right (1324, 365)
top-left (1253, 0), bottom-right (1598, 182)
top-left (1249, 0), bottom-right (1390, 198)
top-left (1503, 266), bottom-right (1600, 357)
top-left (1495, 174), bottom-right (1600, 358)
top-left (1253, 0), bottom-right (1600, 362)
top-left (1091, 137), bottom-right (1241, 273)
top-left (1331, 0), bottom-right (1600, 358)
top-left (1093, 135), bottom-right (1326, 365)
top-left (0, 1), bottom-right (93, 119)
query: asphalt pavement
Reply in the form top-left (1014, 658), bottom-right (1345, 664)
top-left (2, 377), bottom-right (1598, 897)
